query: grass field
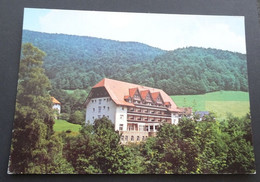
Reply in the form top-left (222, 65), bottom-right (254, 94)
top-left (64, 89), bottom-right (88, 95)
top-left (171, 91), bottom-right (250, 120)
top-left (53, 119), bottom-right (82, 136)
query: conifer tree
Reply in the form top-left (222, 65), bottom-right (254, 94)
top-left (9, 43), bottom-right (73, 174)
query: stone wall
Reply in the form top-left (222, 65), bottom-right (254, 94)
top-left (119, 131), bottom-right (150, 144)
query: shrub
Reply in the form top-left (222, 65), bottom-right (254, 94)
top-left (59, 113), bottom-right (70, 121)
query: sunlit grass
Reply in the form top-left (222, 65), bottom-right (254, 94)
top-left (171, 91), bottom-right (250, 119)
top-left (53, 119), bottom-right (82, 135)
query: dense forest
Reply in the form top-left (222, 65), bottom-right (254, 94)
top-left (22, 30), bottom-right (248, 95)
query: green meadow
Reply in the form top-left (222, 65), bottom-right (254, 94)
top-left (53, 119), bottom-right (82, 136)
top-left (64, 89), bottom-right (88, 95)
top-left (171, 91), bottom-right (250, 120)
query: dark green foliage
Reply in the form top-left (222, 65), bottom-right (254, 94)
top-left (141, 115), bottom-right (255, 174)
top-left (69, 110), bottom-right (85, 124)
top-left (219, 114), bottom-right (255, 173)
top-left (9, 43), bottom-right (73, 174)
top-left (142, 123), bottom-right (199, 174)
top-left (50, 89), bottom-right (88, 115)
top-left (59, 113), bottom-right (70, 121)
top-left (63, 117), bottom-right (145, 174)
top-left (151, 48), bottom-right (248, 94)
top-left (23, 30), bottom-right (248, 95)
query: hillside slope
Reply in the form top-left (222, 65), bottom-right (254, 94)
top-left (22, 30), bottom-right (248, 95)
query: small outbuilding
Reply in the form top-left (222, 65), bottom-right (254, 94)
top-left (51, 97), bottom-right (61, 114)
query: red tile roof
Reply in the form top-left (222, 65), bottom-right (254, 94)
top-left (91, 78), bottom-right (180, 112)
top-left (129, 88), bottom-right (138, 97)
top-left (140, 90), bottom-right (149, 99)
top-left (51, 97), bottom-right (61, 105)
top-left (151, 92), bottom-right (160, 101)
top-left (165, 102), bottom-right (171, 106)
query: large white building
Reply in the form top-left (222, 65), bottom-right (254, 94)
top-left (85, 78), bottom-right (191, 143)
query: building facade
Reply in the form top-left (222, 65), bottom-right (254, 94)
top-left (85, 78), bottom-right (191, 143)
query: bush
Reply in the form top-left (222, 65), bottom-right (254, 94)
top-left (59, 113), bottom-right (70, 121)
top-left (69, 110), bottom-right (85, 124)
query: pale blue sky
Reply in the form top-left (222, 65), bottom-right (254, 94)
top-left (23, 8), bottom-right (246, 53)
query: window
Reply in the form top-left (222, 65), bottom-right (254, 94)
top-left (92, 100), bottom-right (94, 103)
top-left (121, 135), bottom-right (124, 141)
top-left (92, 116), bottom-right (94, 119)
top-left (98, 106), bottom-right (101, 113)
top-left (107, 115), bottom-right (109, 118)
top-left (99, 99), bottom-right (102, 104)
top-left (119, 124), bottom-right (123, 131)
top-left (139, 125), bottom-right (144, 131)
top-left (142, 136), bottom-right (145, 141)
top-left (131, 136), bottom-right (134, 141)
top-left (103, 106), bottom-right (106, 109)
top-left (137, 136), bottom-right (140, 141)
top-left (104, 98), bottom-right (106, 101)
top-left (122, 106), bottom-right (124, 110)
top-left (107, 98), bottom-right (109, 102)
top-left (93, 108), bottom-right (95, 112)
top-left (98, 115), bottom-right (101, 119)
top-left (125, 136), bottom-right (128, 141)
top-left (120, 115), bottom-right (124, 120)
top-left (145, 126), bottom-right (149, 131)
top-left (107, 107), bottom-right (110, 111)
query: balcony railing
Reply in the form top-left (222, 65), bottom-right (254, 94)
top-left (134, 103), bottom-right (167, 109)
top-left (127, 119), bottom-right (170, 123)
top-left (127, 110), bottom-right (171, 117)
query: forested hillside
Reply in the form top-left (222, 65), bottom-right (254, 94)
top-left (22, 30), bottom-right (248, 95)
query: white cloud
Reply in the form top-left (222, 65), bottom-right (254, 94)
top-left (36, 9), bottom-right (246, 53)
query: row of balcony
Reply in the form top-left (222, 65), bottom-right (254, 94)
top-left (127, 117), bottom-right (171, 123)
top-left (127, 107), bottom-right (170, 116)
top-left (127, 110), bottom-right (171, 117)
top-left (126, 123), bottom-right (160, 132)
top-left (133, 102), bottom-right (168, 108)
